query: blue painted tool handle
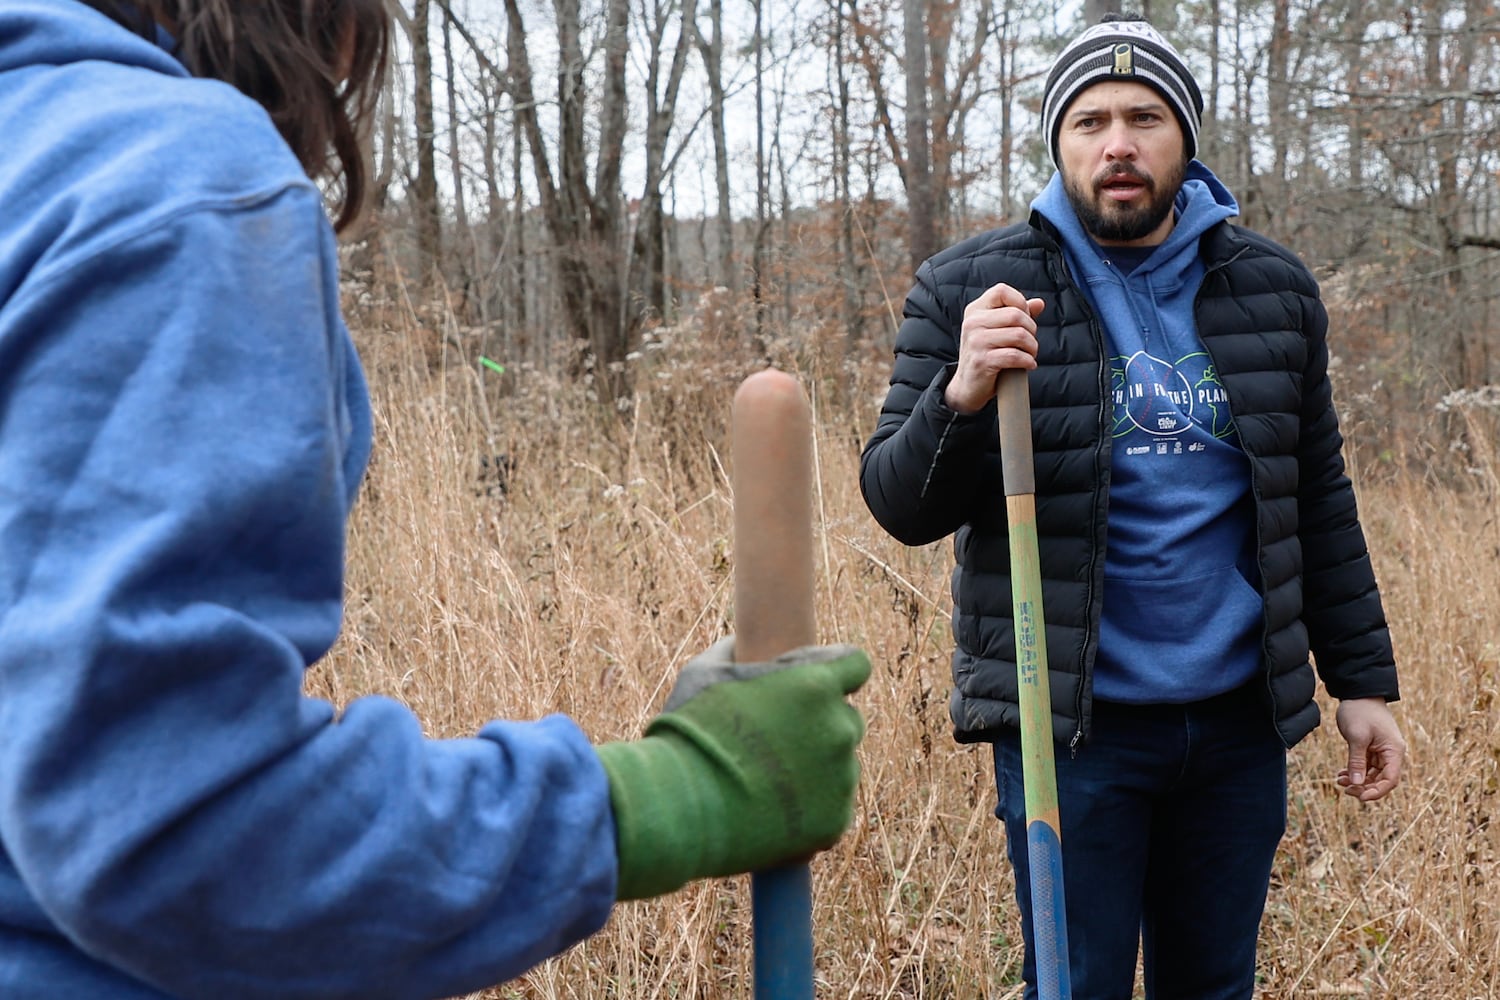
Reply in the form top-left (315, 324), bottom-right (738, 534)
top-left (752, 864), bottom-right (814, 999)
top-left (1027, 822), bottom-right (1072, 1000)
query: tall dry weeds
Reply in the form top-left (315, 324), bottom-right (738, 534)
top-left (312, 285), bottom-right (1499, 999)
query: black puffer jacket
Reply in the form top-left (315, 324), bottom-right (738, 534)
top-left (860, 211), bottom-right (1398, 750)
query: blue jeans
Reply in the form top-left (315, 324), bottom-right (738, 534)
top-left (993, 685), bottom-right (1288, 1000)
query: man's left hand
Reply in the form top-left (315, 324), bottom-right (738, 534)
top-left (1334, 697), bottom-right (1406, 802)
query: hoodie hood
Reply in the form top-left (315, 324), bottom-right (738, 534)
top-left (1032, 159), bottom-right (1238, 290)
top-left (0, 1), bottom-right (183, 77)
top-left (1, 0), bottom-right (306, 304)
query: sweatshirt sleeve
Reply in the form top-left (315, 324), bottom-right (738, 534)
top-left (0, 184), bottom-right (616, 999)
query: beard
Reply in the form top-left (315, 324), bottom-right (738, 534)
top-left (1064, 158), bottom-right (1186, 243)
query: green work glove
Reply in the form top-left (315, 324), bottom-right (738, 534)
top-left (594, 637), bottom-right (871, 901)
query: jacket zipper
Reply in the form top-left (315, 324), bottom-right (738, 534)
top-left (1041, 240), bottom-right (1100, 757)
top-left (1194, 240), bottom-right (1279, 731)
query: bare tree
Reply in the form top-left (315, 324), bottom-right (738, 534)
top-left (752, 0), bottom-right (770, 341)
top-left (853, 0), bottom-right (995, 258)
top-left (441, 8), bottom-right (471, 308)
top-left (503, 0), bottom-right (636, 402)
top-left (629, 0), bottom-right (702, 323)
top-left (373, 41), bottom-right (399, 213)
top-left (691, 0), bottom-right (736, 290)
top-left (383, 0), bottom-right (1500, 426)
top-left (1266, 0), bottom-right (1291, 200)
top-left (1202, 0), bottom-right (1221, 158)
top-left (903, 0), bottom-right (938, 270)
top-left (410, 0), bottom-right (441, 277)
top-left (1342, 0), bottom-right (1367, 198)
top-left (1084, 0), bottom-right (1122, 22)
top-left (994, 0), bottom-right (1020, 217)
top-left (829, 0), bottom-right (864, 342)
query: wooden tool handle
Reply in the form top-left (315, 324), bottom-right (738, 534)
top-left (997, 367), bottom-right (1035, 497)
top-left (732, 369), bottom-right (817, 660)
top-left (996, 364), bottom-right (1073, 999)
top-left (731, 368), bottom-right (818, 1000)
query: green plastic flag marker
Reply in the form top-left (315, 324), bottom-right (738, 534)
top-left (479, 356), bottom-right (506, 375)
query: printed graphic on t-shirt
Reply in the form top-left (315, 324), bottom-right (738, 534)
top-left (1109, 350), bottom-right (1236, 449)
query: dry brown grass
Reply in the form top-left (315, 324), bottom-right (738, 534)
top-left (314, 290), bottom-right (1499, 999)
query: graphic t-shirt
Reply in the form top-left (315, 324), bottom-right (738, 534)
top-left (1089, 242), bottom-right (1263, 703)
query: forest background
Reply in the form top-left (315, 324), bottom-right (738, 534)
top-left (319, 0), bottom-right (1500, 995)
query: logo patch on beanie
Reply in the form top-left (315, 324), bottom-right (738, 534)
top-left (1112, 43), bottom-right (1134, 75)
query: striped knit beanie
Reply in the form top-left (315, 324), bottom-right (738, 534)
top-left (1041, 14), bottom-right (1203, 168)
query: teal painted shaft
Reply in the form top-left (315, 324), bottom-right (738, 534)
top-left (998, 368), bottom-right (1073, 1000)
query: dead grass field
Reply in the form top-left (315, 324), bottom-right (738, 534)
top-left (314, 297), bottom-right (1499, 999)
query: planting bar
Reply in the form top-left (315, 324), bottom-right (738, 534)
top-left (997, 366), bottom-right (1073, 1000)
top-left (731, 369), bottom-right (818, 1000)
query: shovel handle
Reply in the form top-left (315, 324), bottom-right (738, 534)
top-left (997, 366), bottom-right (1072, 1000)
top-left (732, 369), bottom-right (817, 1000)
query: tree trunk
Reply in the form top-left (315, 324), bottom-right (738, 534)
top-left (1267, 0), bottom-right (1291, 196)
top-left (833, 0), bottom-right (861, 344)
top-left (503, 0), bottom-right (633, 403)
top-left (1427, 0), bottom-right (1461, 295)
top-left (1231, 0), bottom-right (1259, 227)
top-left (630, 0), bottom-right (700, 324)
top-left (411, 0), bottom-right (441, 278)
top-left (1084, 0), bottom-right (1122, 22)
top-left (693, 0), bottom-right (736, 290)
top-left (511, 122), bottom-right (529, 357)
top-left (1205, 0), bottom-right (1220, 160)
top-left (442, 9), bottom-right (470, 312)
top-left (373, 50), bottom-right (397, 212)
top-left (1344, 0), bottom-right (1365, 194)
top-left (752, 0), bottom-right (769, 343)
top-left (903, 0), bottom-right (936, 273)
top-left (998, 0), bottom-right (1015, 215)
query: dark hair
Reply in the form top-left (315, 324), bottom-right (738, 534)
top-left (79, 1), bottom-right (390, 232)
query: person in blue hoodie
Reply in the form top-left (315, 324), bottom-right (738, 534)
top-left (861, 13), bottom-right (1404, 1000)
top-left (0, 2), bottom-right (873, 998)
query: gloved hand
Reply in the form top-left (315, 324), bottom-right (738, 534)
top-left (594, 637), bottom-right (871, 901)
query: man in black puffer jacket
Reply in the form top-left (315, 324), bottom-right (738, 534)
top-left (861, 13), bottom-right (1404, 1000)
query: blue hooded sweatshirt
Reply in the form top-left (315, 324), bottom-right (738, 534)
top-left (1032, 162), bottom-right (1264, 704)
top-left (0, 3), bottom-right (615, 997)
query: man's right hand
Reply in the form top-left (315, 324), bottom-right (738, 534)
top-left (944, 282), bottom-right (1046, 414)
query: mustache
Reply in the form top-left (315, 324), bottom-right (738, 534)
top-left (1093, 164), bottom-right (1155, 191)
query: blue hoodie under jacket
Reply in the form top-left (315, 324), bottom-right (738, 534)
top-left (0, 3), bottom-right (615, 997)
top-left (1031, 164), bottom-right (1264, 704)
